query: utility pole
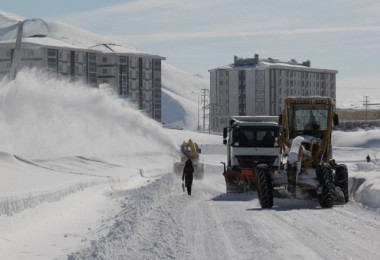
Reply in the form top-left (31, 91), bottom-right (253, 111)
top-left (201, 89), bottom-right (209, 132)
top-left (192, 91), bottom-right (200, 131)
top-left (363, 95), bottom-right (380, 126)
top-left (363, 96), bottom-right (369, 124)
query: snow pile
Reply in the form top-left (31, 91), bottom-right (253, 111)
top-left (333, 129), bottom-right (380, 210)
top-left (68, 173), bottom-right (190, 260)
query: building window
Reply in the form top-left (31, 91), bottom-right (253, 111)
top-left (87, 53), bottom-right (97, 86)
top-left (47, 49), bottom-right (58, 72)
top-left (119, 56), bottom-right (127, 64)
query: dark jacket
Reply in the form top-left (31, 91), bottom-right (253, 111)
top-left (182, 159), bottom-right (194, 187)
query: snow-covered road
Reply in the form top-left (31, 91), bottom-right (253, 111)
top-left (1, 131), bottom-right (380, 260)
top-left (69, 162), bottom-right (380, 260)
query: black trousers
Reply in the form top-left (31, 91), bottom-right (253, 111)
top-left (186, 186), bottom-right (191, 195)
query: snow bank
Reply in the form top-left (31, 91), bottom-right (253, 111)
top-left (333, 129), bottom-right (380, 149)
top-left (0, 179), bottom-right (104, 216)
top-left (69, 173), bottom-right (188, 260)
top-left (347, 162), bottom-right (380, 210)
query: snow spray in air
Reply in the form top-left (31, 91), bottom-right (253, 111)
top-left (0, 68), bottom-right (177, 159)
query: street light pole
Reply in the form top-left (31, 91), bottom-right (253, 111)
top-left (192, 91), bottom-right (200, 131)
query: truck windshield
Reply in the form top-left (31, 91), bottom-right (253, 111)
top-left (233, 126), bottom-right (279, 147)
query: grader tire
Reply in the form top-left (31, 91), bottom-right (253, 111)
top-left (256, 164), bottom-right (273, 208)
top-left (319, 163), bottom-right (335, 208)
top-left (335, 164), bottom-right (349, 203)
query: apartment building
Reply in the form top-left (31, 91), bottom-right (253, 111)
top-left (209, 54), bottom-right (338, 132)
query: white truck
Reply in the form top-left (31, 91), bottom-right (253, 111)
top-left (222, 116), bottom-right (280, 193)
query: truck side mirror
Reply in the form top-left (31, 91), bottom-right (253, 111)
top-left (223, 127), bottom-right (227, 139)
top-left (333, 114), bottom-right (339, 126)
top-left (223, 127), bottom-right (228, 145)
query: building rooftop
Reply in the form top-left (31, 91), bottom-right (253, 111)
top-left (0, 16), bottom-right (164, 58)
top-left (209, 53), bottom-right (337, 73)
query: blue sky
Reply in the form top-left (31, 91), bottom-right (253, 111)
top-left (1, 0), bottom-right (379, 105)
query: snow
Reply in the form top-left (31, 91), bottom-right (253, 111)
top-left (0, 68), bottom-right (380, 260)
top-left (0, 10), bottom-right (380, 260)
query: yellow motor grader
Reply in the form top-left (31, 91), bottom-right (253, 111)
top-left (256, 97), bottom-right (349, 208)
top-left (173, 139), bottom-right (204, 179)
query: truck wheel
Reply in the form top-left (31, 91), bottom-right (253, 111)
top-left (335, 164), bottom-right (349, 203)
top-left (256, 164), bottom-right (273, 208)
top-left (319, 163), bottom-right (335, 208)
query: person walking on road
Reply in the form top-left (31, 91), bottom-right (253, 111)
top-left (182, 158), bottom-right (194, 196)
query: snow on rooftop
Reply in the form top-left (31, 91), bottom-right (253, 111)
top-left (0, 11), bottom-right (160, 57)
top-left (210, 60), bottom-right (336, 73)
top-left (0, 10), bottom-right (23, 25)
top-left (88, 43), bottom-right (165, 59)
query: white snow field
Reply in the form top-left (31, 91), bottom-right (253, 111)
top-left (0, 70), bottom-right (380, 260)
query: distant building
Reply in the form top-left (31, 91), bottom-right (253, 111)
top-left (0, 21), bottom-right (165, 122)
top-left (209, 54), bottom-right (338, 131)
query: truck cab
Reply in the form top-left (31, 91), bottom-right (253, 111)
top-left (222, 116), bottom-right (280, 193)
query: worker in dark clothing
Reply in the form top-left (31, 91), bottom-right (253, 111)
top-left (366, 154), bottom-right (371, 163)
top-left (182, 158), bottom-right (194, 195)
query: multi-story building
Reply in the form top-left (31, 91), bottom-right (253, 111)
top-left (0, 22), bottom-right (165, 122)
top-left (209, 54), bottom-right (338, 131)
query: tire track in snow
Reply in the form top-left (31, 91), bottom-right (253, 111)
top-left (183, 188), bottom-right (238, 260)
top-left (257, 199), bottom-right (380, 259)
top-left (70, 173), bottom-right (192, 260)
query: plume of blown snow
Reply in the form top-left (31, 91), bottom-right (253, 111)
top-left (0, 68), bottom-right (177, 160)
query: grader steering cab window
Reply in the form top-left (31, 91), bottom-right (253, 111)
top-left (288, 104), bottom-right (329, 138)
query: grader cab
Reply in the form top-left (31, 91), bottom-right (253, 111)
top-left (256, 97), bottom-right (349, 208)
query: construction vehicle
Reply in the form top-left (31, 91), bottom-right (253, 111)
top-left (222, 116), bottom-right (280, 193)
top-left (173, 139), bottom-right (204, 179)
top-left (256, 96), bottom-right (349, 208)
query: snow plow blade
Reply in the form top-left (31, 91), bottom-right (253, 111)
top-left (223, 169), bottom-right (256, 193)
